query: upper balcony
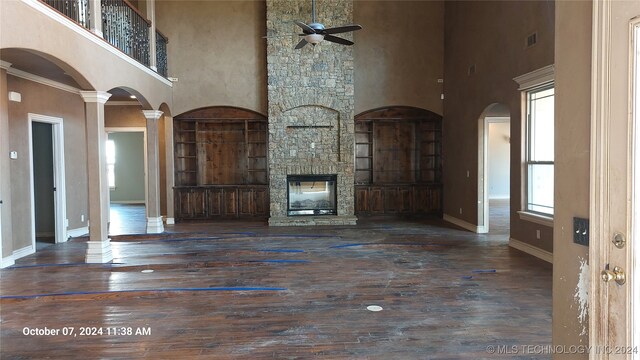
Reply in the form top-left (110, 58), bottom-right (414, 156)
top-left (40, 0), bottom-right (168, 77)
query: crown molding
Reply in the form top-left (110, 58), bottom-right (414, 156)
top-left (105, 101), bottom-right (142, 106)
top-left (513, 64), bottom-right (555, 90)
top-left (6, 66), bottom-right (81, 95)
top-left (0, 61), bottom-right (13, 70)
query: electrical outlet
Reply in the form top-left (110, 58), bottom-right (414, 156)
top-left (459, 208), bottom-right (463, 215)
top-left (81, 214), bottom-right (85, 222)
top-left (573, 217), bottom-right (589, 246)
top-left (536, 230), bottom-right (541, 239)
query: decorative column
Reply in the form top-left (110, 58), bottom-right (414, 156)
top-left (0, 62), bottom-right (14, 267)
top-left (164, 114), bottom-right (175, 224)
top-left (80, 91), bottom-right (113, 263)
top-left (88, 0), bottom-right (103, 37)
top-left (142, 110), bottom-right (164, 233)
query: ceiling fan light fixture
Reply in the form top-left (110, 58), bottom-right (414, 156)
top-left (304, 33), bottom-right (325, 44)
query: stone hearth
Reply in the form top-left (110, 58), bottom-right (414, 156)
top-left (266, 0), bottom-right (356, 226)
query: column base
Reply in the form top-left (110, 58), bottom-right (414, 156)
top-left (85, 240), bottom-right (113, 263)
top-left (165, 217), bottom-right (175, 225)
top-left (147, 216), bottom-right (164, 233)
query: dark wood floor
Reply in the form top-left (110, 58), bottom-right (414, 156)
top-left (0, 203), bottom-right (551, 359)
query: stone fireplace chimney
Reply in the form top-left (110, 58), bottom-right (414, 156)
top-left (266, 0), bottom-right (357, 226)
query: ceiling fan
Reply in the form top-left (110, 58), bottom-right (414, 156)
top-left (294, 0), bottom-right (362, 49)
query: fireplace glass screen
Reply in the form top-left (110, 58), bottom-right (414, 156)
top-left (287, 175), bottom-right (337, 216)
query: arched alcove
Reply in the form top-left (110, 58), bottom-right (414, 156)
top-left (354, 106), bottom-right (443, 216)
top-left (172, 106), bottom-right (268, 221)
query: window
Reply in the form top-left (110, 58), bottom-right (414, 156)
top-left (106, 139), bottom-right (116, 189)
top-left (525, 85), bottom-right (554, 216)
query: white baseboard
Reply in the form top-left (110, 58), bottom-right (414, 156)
top-left (443, 214), bottom-right (488, 234)
top-left (1, 255), bottom-right (15, 268)
top-left (146, 216), bottom-right (164, 234)
top-left (67, 226), bottom-right (89, 238)
top-left (13, 245), bottom-right (35, 261)
top-left (509, 237), bottom-right (553, 263)
top-left (110, 200), bottom-right (145, 204)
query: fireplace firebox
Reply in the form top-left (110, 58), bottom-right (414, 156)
top-left (287, 175), bottom-right (337, 216)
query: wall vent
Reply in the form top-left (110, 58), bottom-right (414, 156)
top-left (526, 32), bottom-right (538, 48)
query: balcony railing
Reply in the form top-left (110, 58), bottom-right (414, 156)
top-left (101, 0), bottom-right (150, 66)
top-left (38, 0), bottom-right (169, 77)
top-left (156, 30), bottom-right (168, 77)
top-left (42, 0), bottom-right (90, 29)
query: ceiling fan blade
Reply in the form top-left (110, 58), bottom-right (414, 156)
top-left (294, 21), bottom-right (315, 34)
top-left (322, 24), bottom-right (363, 34)
top-left (295, 38), bottom-right (309, 49)
top-left (323, 34), bottom-right (354, 46)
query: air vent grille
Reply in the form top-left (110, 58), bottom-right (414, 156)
top-left (526, 32), bottom-right (538, 48)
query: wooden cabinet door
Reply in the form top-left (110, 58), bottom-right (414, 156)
top-left (355, 186), bottom-right (369, 214)
top-left (222, 188), bottom-right (238, 216)
top-left (369, 187), bottom-right (384, 214)
top-left (207, 188), bottom-right (223, 216)
top-left (238, 188), bottom-right (254, 216)
top-left (397, 186), bottom-right (413, 213)
top-left (190, 188), bottom-right (207, 218)
top-left (253, 188), bottom-right (268, 216)
top-left (383, 187), bottom-right (398, 213)
top-left (175, 188), bottom-right (192, 219)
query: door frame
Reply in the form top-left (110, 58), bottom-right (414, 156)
top-left (105, 127), bottom-right (148, 210)
top-left (477, 107), bottom-right (510, 234)
top-left (28, 113), bottom-right (67, 248)
top-left (589, 2), bottom-right (639, 357)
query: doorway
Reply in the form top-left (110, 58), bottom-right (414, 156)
top-left (477, 104), bottom-right (511, 234)
top-left (105, 127), bottom-right (147, 235)
top-left (29, 114), bottom-right (67, 251)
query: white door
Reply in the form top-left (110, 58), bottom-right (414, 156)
top-left (590, 2), bottom-right (640, 359)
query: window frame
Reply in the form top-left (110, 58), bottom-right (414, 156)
top-left (525, 84), bottom-right (555, 216)
top-left (513, 65), bottom-right (555, 226)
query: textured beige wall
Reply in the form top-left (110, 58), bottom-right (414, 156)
top-left (443, 0), bottom-right (555, 251)
top-left (7, 76), bottom-right (88, 250)
top-left (354, 1), bottom-right (444, 115)
top-left (553, 1), bottom-right (591, 355)
top-left (155, 0), bottom-right (267, 116)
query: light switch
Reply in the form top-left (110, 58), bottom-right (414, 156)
top-left (9, 151), bottom-right (17, 159)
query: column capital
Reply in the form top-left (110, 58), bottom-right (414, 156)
top-left (80, 91), bottom-right (112, 104)
top-left (142, 110), bottom-right (164, 121)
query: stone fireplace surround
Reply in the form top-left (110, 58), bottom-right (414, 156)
top-left (266, 0), bottom-right (357, 226)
